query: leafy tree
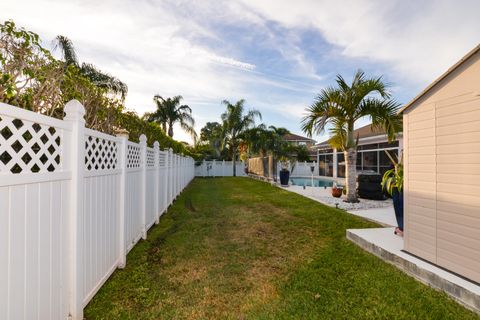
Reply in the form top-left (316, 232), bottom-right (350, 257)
top-left (117, 110), bottom-right (193, 155)
top-left (200, 122), bottom-right (222, 142)
top-left (0, 20), bottom-right (64, 113)
top-left (221, 99), bottom-right (261, 176)
top-left (148, 95), bottom-right (196, 140)
top-left (302, 70), bottom-right (401, 202)
top-left (0, 20), bottom-right (191, 154)
top-left (199, 121), bottom-right (223, 158)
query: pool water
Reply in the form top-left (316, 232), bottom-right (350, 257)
top-left (290, 177), bottom-right (334, 188)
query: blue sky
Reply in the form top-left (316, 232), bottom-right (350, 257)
top-left (1, 0), bottom-right (480, 143)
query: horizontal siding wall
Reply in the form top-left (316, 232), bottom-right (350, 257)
top-left (405, 94), bottom-right (480, 283)
top-left (404, 102), bottom-right (437, 263)
top-left (434, 96), bottom-right (480, 283)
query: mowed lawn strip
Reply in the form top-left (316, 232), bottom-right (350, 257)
top-left (85, 177), bottom-right (479, 319)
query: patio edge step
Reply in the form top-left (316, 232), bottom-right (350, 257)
top-left (346, 229), bottom-right (480, 314)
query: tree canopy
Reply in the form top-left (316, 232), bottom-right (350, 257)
top-left (0, 20), bottom-right (192, 155)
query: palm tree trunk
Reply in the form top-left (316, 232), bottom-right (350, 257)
top-left (344, 148), bottom-right (358, 203)
top-left (168, 122), bottom-right (174, 137)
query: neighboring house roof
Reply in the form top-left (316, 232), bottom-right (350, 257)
top-left (399, 43), bottom-right (480, 114)
top-left (351, 124), bottom-right (387, 139)
top-left (314, 123), bottom-right (400, 148)
top-left (283, 133), bottom-right (316, 143)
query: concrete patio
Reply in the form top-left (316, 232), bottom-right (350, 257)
top-left (347, 228), bottom-right (480, 313)
top-left (281, 184), bottom-right (480, 314)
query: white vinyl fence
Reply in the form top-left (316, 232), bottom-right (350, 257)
top-left (195, 160), bottom-right (247, 177)
top-left (287, 161), bottom-right (318, 177)
top-left (0, 100), bottom-right (195, 320)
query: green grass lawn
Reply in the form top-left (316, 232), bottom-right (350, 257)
top-left (85, 177), bottom-right (479, 319)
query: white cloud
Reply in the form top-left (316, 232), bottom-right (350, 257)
top-left (2, 0), bottom-right (479, 144)
top-left (0, 0), bottom-right (261, 142)
top-left (238, 0), bottom-right (480, 85)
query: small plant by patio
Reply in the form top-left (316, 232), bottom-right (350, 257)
top-left (382, 150), bottom-right (404, 234)
top-left (85, 178), bottom-right (477, 319)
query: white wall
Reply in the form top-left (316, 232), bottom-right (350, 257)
top-left (0, 101), bottom-right (195, 320)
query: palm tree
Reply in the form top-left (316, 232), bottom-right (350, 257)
top-left (148, 95), bottom-right (196, 139)
top-left (54, 35), bottom-right (128, 99)
top-left (221, 99), bottom-right (262, 176)
top-left (301, 70), bottom-right (401, 202)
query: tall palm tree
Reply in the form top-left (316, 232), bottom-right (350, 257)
top-left (301, 70), bottom-right (401, 202)
top-left (54, 35), bottom-right (128, 99)
top-left (148, 95), bottom-right (196, 139)
top-left (221, 99), bottom-right (262, 176)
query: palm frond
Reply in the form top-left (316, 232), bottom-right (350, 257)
top-left (80, 63), bottom-right (128, 99)
top-left (359, 98), bottom-right (402, 142)
top-left (54, 35), bottom-right (78, 66)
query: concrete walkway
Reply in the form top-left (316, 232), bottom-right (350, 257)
top-left (348, 207), bottom-right (397, 227)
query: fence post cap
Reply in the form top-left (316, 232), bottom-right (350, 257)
top-left (64, 99), bottom-right (85, 120)
top-left (153, 141), bottom-right (159, 149)
top-left (169, 148), bottom-right (173, 152)
top-left (115, 128), bottom-right (129, 139)
top-left (139, 134), bottom-right (147, 145)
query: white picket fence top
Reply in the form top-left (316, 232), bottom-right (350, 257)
top-left (0, 100), bottom-right (195, 320)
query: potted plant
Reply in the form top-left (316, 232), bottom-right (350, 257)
top-left (278, 156), bottom-right (290, 186)
top-left (331, 182), bottom-right (343, 198)
top-left (381, 151), bottom-right (404, 236)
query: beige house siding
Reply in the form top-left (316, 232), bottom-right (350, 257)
top-left (404, 102), bottom-right (437, 263)
top-left (404, 51), bottom-right (480, 283)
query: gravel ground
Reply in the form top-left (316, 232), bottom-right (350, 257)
top-left (280, 185), bottom-right (393, 211)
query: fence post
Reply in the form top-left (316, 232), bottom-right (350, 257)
top-left (176, 154), bottom-right (179, 195)
top-left (168, 148), bottom-right (175, 205)
top-left (64, 100), bottom-right (85, 320)
top-left (181, 156), bottom-right (185, 190)
top-left (115, 129), bottom-right (129, 269)
top-left (176, 154), bottom-right (179, 196)
top-left (154, 141), bottom-right (160, 224)
top-left (174, 154), bottom-right (177, 196)
top-left (163, 148), bottom-right (169, 212)
top-left (139, 134), bottom-right (147, 240)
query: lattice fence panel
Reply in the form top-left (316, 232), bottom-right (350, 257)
top-left (158, 151), bottom-right (166, 167)
top-left (0, 115), bottom-right (61, 173)
top-left (127, 144), bottom-right (141, 168)
top-left (84, 135), bottom-right (118, 171)
top-left (146, 149), bottom-right (155, 168)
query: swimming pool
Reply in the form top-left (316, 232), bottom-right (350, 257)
top-left (290, 177), bottom-right (334, 188)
